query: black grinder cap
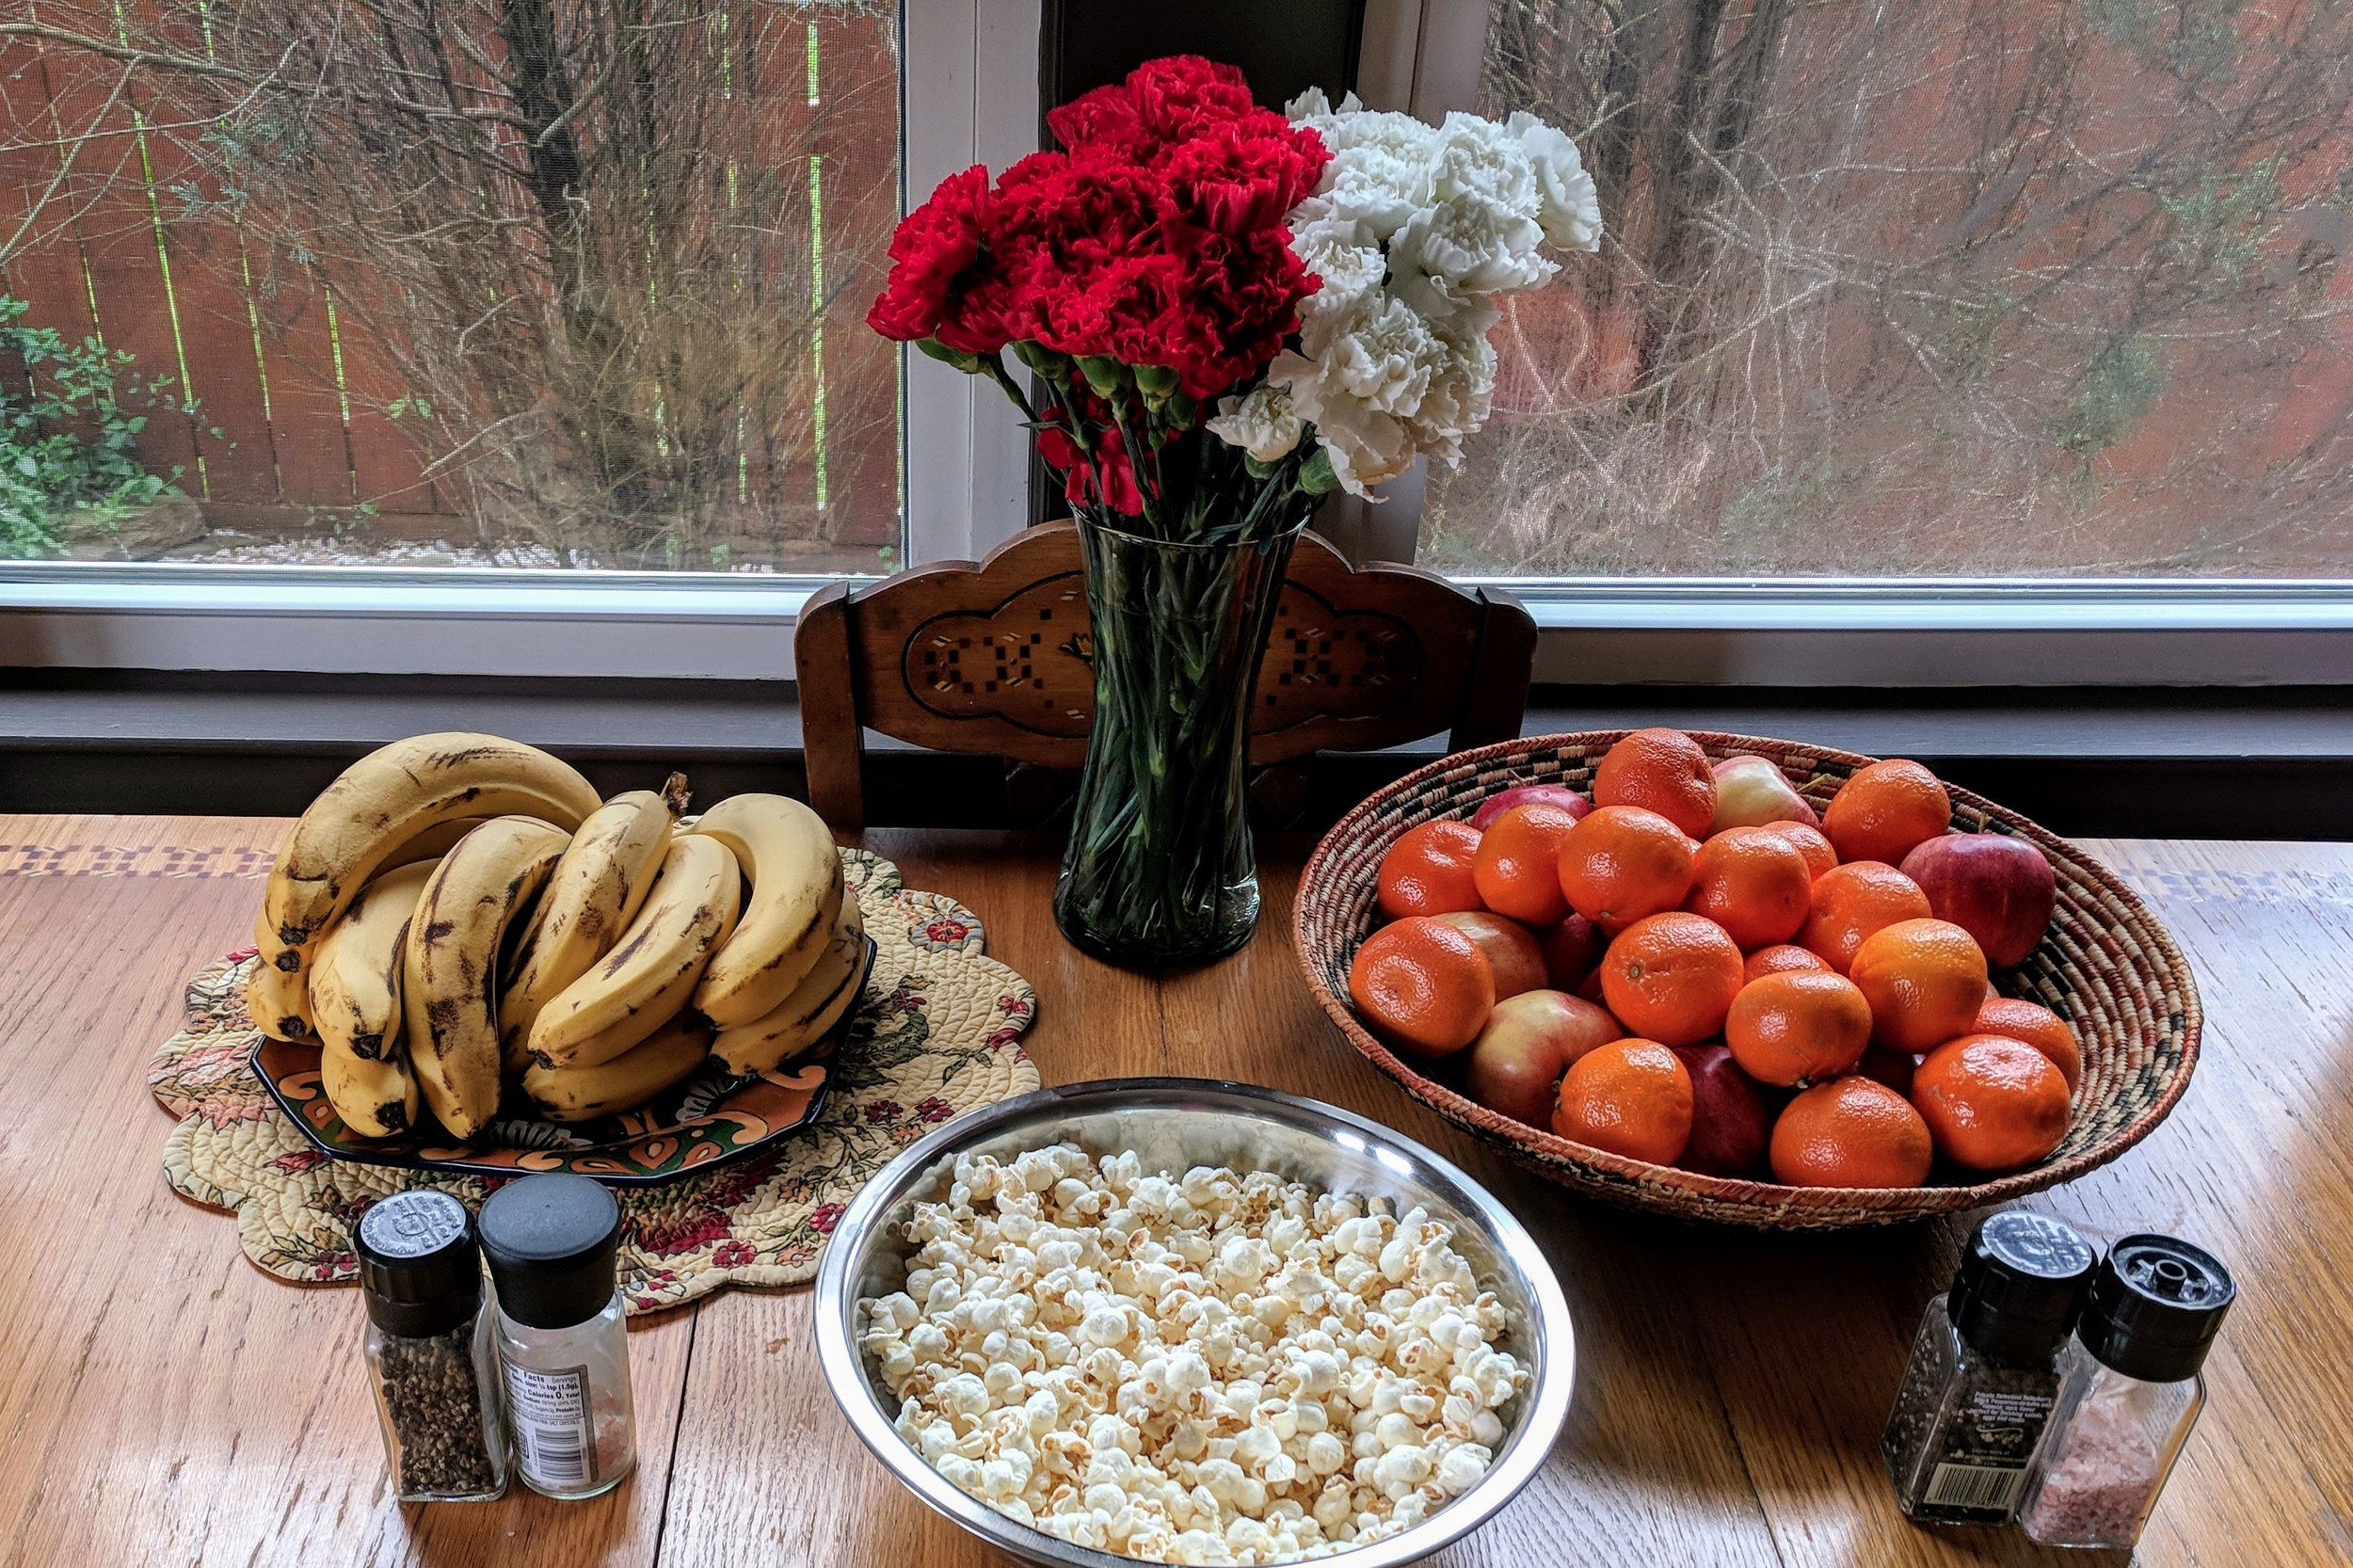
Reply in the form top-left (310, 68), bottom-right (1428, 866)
top-left (2076, 1233), bottom-right (2235, 1384)
top-left (356, 1189), bottom-right (482, 1338)
top-left (1949, 1209), bottom-right (2098, 1364)
top-left (477, 1173), bottom-right (623, 1331)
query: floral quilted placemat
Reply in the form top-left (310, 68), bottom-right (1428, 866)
top-left (152, 848), bottom-right (1039, 1314)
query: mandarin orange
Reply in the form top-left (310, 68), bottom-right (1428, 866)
top-left (1598, 912), bottom-right (1745, 1048)
top-left (1823, 759), bottom-right (1951, 867)
top-left (1593, 728), bottom-right (1717, 839)
top-left (1347, 916), bottom-right (1496, 1060)
top-left (1849, 917), bottom-right (1991, 1053)
top-left (1973, 996), bottom-right (2083, 1093)
top-left (1912, 1033), bottom-right (2073, 1172)
top-left (1376, 819), bottom-right (1483, 920)
top-left (1551, 1037), bottom-right (1694, 1165)
top-left (1762, 820), bottom-right (1839, 881)
top-left (1471, 802), bottom-right (1580, 924)
top-left (1744, 943), bottom-right (1831, 983)
top-left (1557, 806), bottom-right (1696, 932)
top-left (1769, 1077), bottom-right (1934, 1188)
top-left (1724, 968), bottom-right (1874, 1086)
top-left (1798, 860), bottom-right (1934, 975)
top-left (1684, 825), bottom-right (1813, 949)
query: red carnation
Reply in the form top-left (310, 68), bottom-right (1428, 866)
top-left (866, 164), bottom-right (993, 344)
top-left (1165, 120), bottom-right (1330, 236)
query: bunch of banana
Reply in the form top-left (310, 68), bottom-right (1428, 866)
top-left (254, 733), bottom-right (875, 1139)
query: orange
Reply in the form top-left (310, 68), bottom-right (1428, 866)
top-left (1471, 803), bottom-right (1579, 925)
top-left (1799, 861), bottom-right (1933, 975)
top-left (1724, 969), bottom-right (1874, 1086)
top-left (1348, 916), bottom-right (1496, 1060)
top-left (1849, 918), bottom-right (1990, 1052)
top-left (1598, 912), bottom-right (1745, 1048)
top-left (1556, 806), bottom-right (1697, 933)
top-left (1376, 820), bottom-right (1484, 920)
top-left (1913, 1034), bottom-right (2073, 1172)
top-left (1824, 759), bottom-right (1952, 867)
top-left (1551, 1038), bottom-right (1693, 1165)
top-left (1762, 821), bottom-right (1839, 881)
top-left (1974, 996), bottom-right (2083, 1093)
top-left (1769, 1077), bottom-right (1934, 1188)
top-left (1683, 825), bottom-right (1813, 949)
top-left (1592, 728), bottom-right (1717, 840)
top-left (1744, 943), bottom-right (1830, 983)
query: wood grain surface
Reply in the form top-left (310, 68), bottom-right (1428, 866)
top-left (0, 817), bottom-right (2347, 1567)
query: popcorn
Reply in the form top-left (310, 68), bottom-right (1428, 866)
top-left (862, 1145), bottom-right (1528, 1564)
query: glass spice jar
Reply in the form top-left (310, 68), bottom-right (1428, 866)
top-left (2017, 1234), bottom-right (2234, 1549)
top-left (355, 1189), bottom-right (508, 1502)
top-left (479, 1173), bottom-right (637, 1499)
top-left (1881, 1209), bottom-right (2096, 1526)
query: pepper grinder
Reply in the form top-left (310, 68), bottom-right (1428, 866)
top-left (1882, 1209), bottom-right (2098, 1525)
top-left (478, 1173), bottom-right (638, 1499)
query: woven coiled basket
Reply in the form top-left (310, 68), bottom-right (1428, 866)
top-left (1293, 731), bottom-right (2201, 1229)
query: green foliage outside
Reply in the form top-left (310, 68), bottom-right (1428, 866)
top-left (0, 294), bottom-right (198, 557)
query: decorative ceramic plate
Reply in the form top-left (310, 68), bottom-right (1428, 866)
top-left (253, 936), bottom-right (875, 1185)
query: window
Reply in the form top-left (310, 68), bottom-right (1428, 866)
top-left (3, 0), bottom-right (904, 574)
top-left (1417, 0), bottom-right (2353, 580)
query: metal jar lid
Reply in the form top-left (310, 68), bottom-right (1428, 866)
top-left (1949, 1209), bottom-right (2098, 1364)
top-left (356, 1189), bottom-right (482, 1338)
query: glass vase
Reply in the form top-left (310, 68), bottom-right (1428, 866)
top-left (1052, 514), bottom-right (1305, 968)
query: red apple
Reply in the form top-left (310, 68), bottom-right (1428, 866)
top-left (1471, 784), bottom-right (1592, 832)
top-left (1673, 1044), bottom-right (1781, 1178)
top-left (1536, 913), bottom-right (1605, 991)
top-left (1710, 755), bottom-right (1821, 833)
top-left (1465, 990), bottom-right (1623, 1128)
top-left (1899, 833), bottom-right (2057, 968)
top-left (1856, 1044), bottom-right (1921, 1098)
top-left (1434, 911), bottom-right (1547, 999)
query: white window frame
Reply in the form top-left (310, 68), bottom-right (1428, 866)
top-left (2, 0), bottom-right (2349, 687)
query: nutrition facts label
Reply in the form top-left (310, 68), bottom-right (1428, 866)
top-left (504, 1362), bottom-right (594, 1490)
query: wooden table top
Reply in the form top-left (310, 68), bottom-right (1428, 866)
top-left (1, 816), bottom-right (2347, 1567)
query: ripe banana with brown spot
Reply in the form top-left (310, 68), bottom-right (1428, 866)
top-left (685, 792), bottom-right (841, 1029)
top-left (528, 835), bottom-right (742, 1071)
top-left (322, 1034), bottom-right (421, 1138)
top-left (308, 860), bottom-right (436, 1061)
top-left (403, 816), bottom-right (571, 1139)
top-left (498, 787), bottom-right (679, 1073)
top-left (245, 933), bottom-right (316, 1042)
top-left (711, 888), bottom-right (866, 1076)
top-left (262, 731), bottom-right (599, 951)
top-left (248, 815), bottom-right (489, 1032)
top-left (520, 1015), bottom-right (712, 1123)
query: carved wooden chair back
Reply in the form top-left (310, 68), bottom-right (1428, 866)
top-left (794, 522), bottom-right (1537, 828)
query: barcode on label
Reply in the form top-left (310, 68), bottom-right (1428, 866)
top-left (525, 1428), bottom-right (588, 1488)
top-left (1925, 1461), bottom-right (2027, 1512)
top-left (504, 1361), bottom-right (595, 1490)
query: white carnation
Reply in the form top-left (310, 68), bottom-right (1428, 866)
top-left (1507, 110), bottom-right (1604, 252)
top-left (1275, 97), bottom-right (1600, 495)
top-left (1205, 384), bottom-right (1303, 465)
top-left (1433, 111), bottom-right (1537, 211)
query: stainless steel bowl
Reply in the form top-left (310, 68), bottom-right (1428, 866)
top-left (814, 1078), bottom-right (1576, 1568)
